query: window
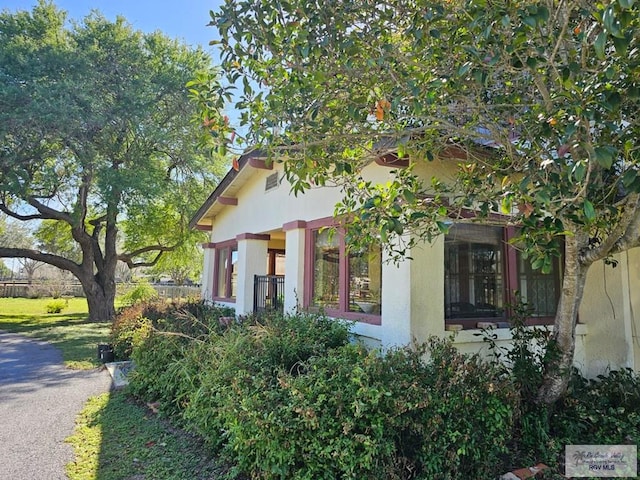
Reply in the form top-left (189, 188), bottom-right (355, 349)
top-left (306, 222), bottom-right (382, 323)
top-left (517, 252), bottom-right (559, 317)
top-left (444, 223), bottom-right (561, 327)
top-left (214, 243), bottom-right (237, 299)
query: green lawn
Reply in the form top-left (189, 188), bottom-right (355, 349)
top-left (0, 297), bottom-right (111, 369)
top-left (66, 391), bottom-right (225, 480)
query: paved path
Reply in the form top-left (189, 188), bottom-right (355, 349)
top-left (0, 331), bottom-right (113, 480)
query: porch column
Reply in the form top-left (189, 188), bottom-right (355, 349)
top-left (200, 242), bottom-right (215, 302)
top-left (235, 233), bottom-right (270, 315)
top-left (283, 221), bottom-right (307, 314)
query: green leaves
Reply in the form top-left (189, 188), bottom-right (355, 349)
top-left (583, 200), bottom-right (596, 223)
top-left (594, 146), bottom-right (617, 169)
top-left (594, 31), bottom-right (608, 60)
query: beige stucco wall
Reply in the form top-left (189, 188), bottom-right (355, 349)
top-left (580, 254), bottom-right (636, 376)
top-left (630, 248), bottom-right (640, 370)
top-left (209, 163), bottom-right (387, 243)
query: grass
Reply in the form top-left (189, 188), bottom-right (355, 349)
top-left (66, 391), bottom-right (225, 480)
top-left (0, 297), bottom-right (111, 369)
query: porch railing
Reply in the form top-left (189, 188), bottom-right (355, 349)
top-left (253, 275), bottom-right (285, 313)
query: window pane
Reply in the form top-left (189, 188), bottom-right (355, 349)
top-left (349, 244), bottom-right (382, 314)
top-left (230, 248), bottom-right (238, 298)
top-left (216, 248), bottom-right (229, 297)
top-left (518, 254), bottom-right (558, 317)
top-left (445, 224), bottom-right (504, 319)
top-left (312, 229), bottom-right (340, 309)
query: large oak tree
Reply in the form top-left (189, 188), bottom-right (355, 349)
top-left (204, 0), bottom-right (640, 404)
top-left (0, 2), bottom-right (226, 321)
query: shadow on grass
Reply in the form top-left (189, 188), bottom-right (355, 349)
top-left (0, 312), bottom-right (111, 369)
top-left (0, 313), bottom-right (92, 330)
top-left (66, 391), bottom-right (228, 480)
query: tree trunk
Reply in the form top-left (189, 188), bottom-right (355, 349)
top-left (80, 274), bottom-right (117, 323)
top-left (536, 232), bottom-right (589, 406)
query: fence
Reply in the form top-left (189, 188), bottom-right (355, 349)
top-left (0, 281), bottom-right (200, 300)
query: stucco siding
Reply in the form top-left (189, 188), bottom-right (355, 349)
top-left (209, 164), bottom-right (387, 242)
top-left (580, 254), bottom-right (635, 375)
top-left (628, 248), bottom-right (640, 370)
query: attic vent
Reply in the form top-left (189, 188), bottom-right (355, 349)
top-left (265, 172), bottom-right (279, 191)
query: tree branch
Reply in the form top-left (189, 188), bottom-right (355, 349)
top-left (581, 193), bottom-right (640, 264)
top-left (26, 197), bottom-right (74, 223)
top-left (0, 247), bottom-right (81, 276)
top-left (118, 247), bottom-right (172, 269)
top-left (612, 195), bottom-right (640, 253)
top-left (0, 204), bottom-right (44, 221)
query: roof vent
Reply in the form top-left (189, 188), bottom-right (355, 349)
top-left (265, 172), bottom-right (279, 191)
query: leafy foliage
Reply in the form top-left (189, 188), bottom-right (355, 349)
top-left (126, 309), bottom-right (518, 479)
top-left (45, 298), bottom-right (67, 314)
top-left (119, 280), bottom-right (160, 307)
top-left (0, 2), bottom-right (224, 321)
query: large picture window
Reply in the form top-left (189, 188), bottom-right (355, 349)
top-left (307, 222), bottom-right (382, 324)
top-left (445, 223), bottom-right (561, 327)
top-left (214, 243), bottom-right (237, 300)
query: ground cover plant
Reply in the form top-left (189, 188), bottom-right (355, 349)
top-left (0, 297), bottom-right (110, 369)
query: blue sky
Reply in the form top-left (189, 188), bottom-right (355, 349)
top-left (1, 1), bottom-right (224, 53)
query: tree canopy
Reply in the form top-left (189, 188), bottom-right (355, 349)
top-left (205, 0), bottom-right (640, 403)
top-left (0, 1), bottom-right (226, 320)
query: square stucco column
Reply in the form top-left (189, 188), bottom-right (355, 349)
top-left (235, 234), bottom-right (269, 316)
top-left (283, 221), bottom-right (306, 314)
top-left (410, 236), bottom-right (445, 342)
top-left (200, 245), bottom-right (214, 302)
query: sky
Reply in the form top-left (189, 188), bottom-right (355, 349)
top-left (1, 1), bottom-right (224, 54)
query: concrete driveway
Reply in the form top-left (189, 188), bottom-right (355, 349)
top-left (0, 331), bottom-right (113, 479)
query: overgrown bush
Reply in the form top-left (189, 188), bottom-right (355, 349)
top-left (201, 338), bottom-right (516, 480)
top-left (110, 301), bottom-right (167, 360)
top-left (121, 300), bottom-right (235, 414)
top-left (182, 312), bottom-right (352, 452)
top-left (551, 369), bottom-right (640, 455)
top-left (45, 298), bottom-right (67, 313)
top-left (111, 299), bottom-right (234, 360)
top-left (132, 310), bottom-right (514, 479)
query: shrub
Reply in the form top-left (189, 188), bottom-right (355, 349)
top-left (208, 338), bottom-right (516, 480)
top-left (119, 280), bottom-right (159, 306)
top-left (123, 300), bottom-right (236, 414)
top-left (553, 368), bottom-right (640, 447)
top-left (128, 311), bottom-right (517, 479)
top-left (179, 312), bottom-right (352, 450)
top-left (110, 302), bottom-right (162, 360)
top-left (45, 298), bottom-right (67, 314)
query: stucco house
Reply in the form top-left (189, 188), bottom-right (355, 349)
top-left (190, 149), bottom-right (640, 377)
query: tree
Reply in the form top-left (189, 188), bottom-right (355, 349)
top-left (205, 0), bottom-right (640, 405)
top-left (148, 240), bottom-right (203, 285)
top-left (0, 2), bottom-right (226, 321)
